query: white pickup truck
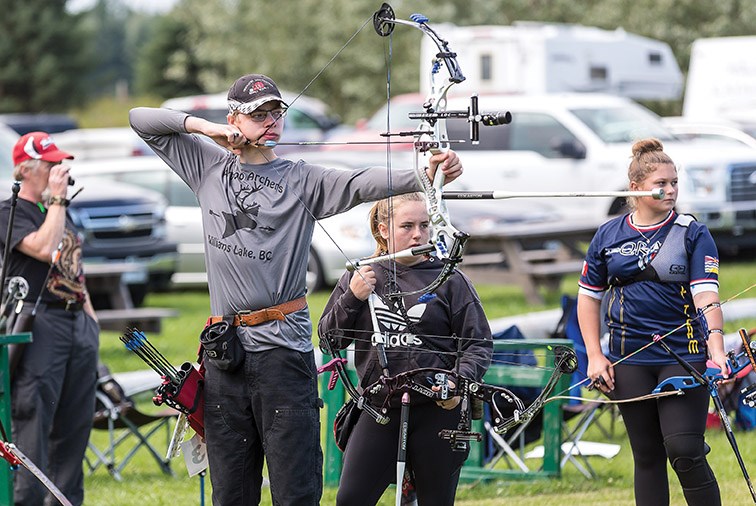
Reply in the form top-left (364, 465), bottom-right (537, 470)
top-left (442, 93), bottom-right (756, 251)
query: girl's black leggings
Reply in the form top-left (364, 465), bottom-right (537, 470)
top-left (337, 401), bottom-right (468, 506)
top-left (613, 361), bottom-right (721, 506)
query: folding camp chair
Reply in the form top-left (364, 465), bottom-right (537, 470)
top-left (482, 325), bottom-right (544, 473)
top-left (552, 295), bottom-right (621, 478)
top-left (85, 364), bottom-right (178, 481)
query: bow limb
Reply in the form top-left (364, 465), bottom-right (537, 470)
top-left (0, 442), bottom-right (73, 506)
top-left (489, 345), bottom-right (578, 434)
top-left (318, 331), bottom-right (389, 425)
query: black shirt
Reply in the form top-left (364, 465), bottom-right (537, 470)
top-left (0, 197), bottom-right (86, 305)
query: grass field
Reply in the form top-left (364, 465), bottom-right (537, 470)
top-left (85, 261), bottom-right (756, 505)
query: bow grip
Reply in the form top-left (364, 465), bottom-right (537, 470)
top-left (317, 357), bottom-right (348, 391)
top-left (652, 375), bottom-right (701, 393)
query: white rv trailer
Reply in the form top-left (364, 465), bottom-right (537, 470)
top-left (420, 22), bottom-right (683, 100)
top-left (683, 36), bottom-right (756, 126)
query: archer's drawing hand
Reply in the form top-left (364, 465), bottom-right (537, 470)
top-left (211, 127), bottom-right (249, 155)
top-left (349, 266), bottom-right (376, 301)
top-left (187, 117), bottom-right (248, 154)
top-left (426, 150), bottom-right (463, 184)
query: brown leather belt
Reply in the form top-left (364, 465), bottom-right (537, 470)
top-left (208, 297), bottom-right (307, 327)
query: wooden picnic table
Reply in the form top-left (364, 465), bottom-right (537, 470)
top-left (84, 263), bottom-right (178, 333)
top-left (460, 219), bottom-right (600, 305)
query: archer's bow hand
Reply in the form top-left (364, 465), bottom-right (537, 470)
top-left (432, 379), bottom-right (461, 410)
top-left (709, 351), bottom-right (732, 382)
top-left (587, 354), bottom-right (615, 393)
top-left (348, 266), bottom-right (376, 301)
top-left (425, 150), bottom-right (463, 184)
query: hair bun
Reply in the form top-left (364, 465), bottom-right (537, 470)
top-left (632, 138), bottom-right (664, 157)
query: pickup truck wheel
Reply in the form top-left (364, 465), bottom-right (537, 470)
top-left (307, 248), bottom-right (324, 293)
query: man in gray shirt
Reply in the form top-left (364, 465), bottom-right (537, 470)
top-left (130, 73), bottom-right (462, 505)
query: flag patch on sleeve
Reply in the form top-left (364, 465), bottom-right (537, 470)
top-left (581, 261), bottom-right (588, 277)
top-left (704, 255), bottom-right (719, 274)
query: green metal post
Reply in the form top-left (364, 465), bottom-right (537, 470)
top-left (320, 363), bottom-right (345, 487)
top-left (0, 332), bottom-right (32, 505)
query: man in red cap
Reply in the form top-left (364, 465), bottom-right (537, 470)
top-left (0, 132), bottom-right (99, 505)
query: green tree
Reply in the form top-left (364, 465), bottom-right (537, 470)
top-left (0, 0), bottom-right (92, 112)
top-left (133, 15), bottom-right (206, 98)
top-left (80, 0), bottom-right (131, 98)
top-left (132, 0), bottom-right (756, 121)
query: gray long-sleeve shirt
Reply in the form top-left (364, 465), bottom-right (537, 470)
top-left (130, 107), bottom-right (420, 352)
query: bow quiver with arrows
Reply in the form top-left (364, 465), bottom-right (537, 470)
top-left (120, 328), bottom-right (205, 438)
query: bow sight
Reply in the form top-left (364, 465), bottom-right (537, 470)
top-left (373, 3), bottom-right (511, 151)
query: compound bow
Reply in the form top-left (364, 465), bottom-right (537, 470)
top-left (342, 3), bottom-right (511, 300)
top-left (320, 325), bottom-right (578, 449)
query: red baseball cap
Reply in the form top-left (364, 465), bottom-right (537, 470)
top-left (12, 131), bottom-right (74, 166)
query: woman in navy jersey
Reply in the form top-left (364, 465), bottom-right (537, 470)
top-left (577, 138), bottom-right (727, 505)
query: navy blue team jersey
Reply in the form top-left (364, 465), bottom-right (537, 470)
top-left (578, 211), bottom-right (720, 365)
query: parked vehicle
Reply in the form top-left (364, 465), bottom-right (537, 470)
top-left (53, 127), bottom-right (154, 159)
top-left (420, 23), bottom-right (683, 100)
top-left (661, 117), bottom-right (756, 150)
top-left (0, 127), bottom-right (178, 307)
top-left (683, 36), bottom-right (756, 131)
top-left (439, 93), bottom-right (756, 250)
top-left (0, 113), bottom-right (79, 135)
top-left (161, 91), bottom-right (342, 153)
